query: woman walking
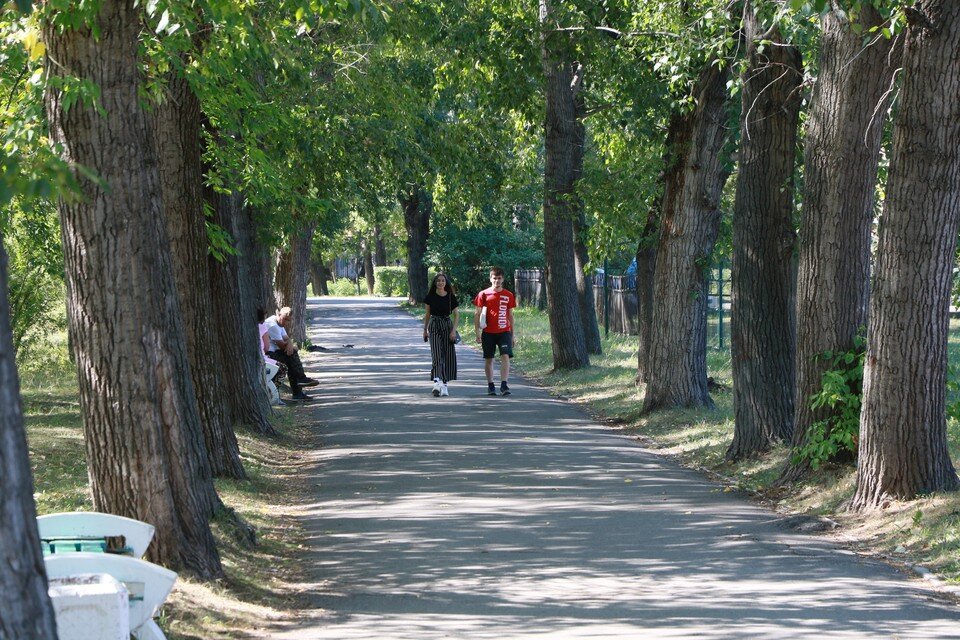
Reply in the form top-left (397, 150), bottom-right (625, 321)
top-left (422, 273), bottom-right (459, 396)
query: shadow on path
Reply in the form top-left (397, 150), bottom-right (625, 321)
top-left (271, 297), bottom-right (959, 639)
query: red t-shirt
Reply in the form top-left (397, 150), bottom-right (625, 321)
top-left (474, 287), bottom-right (516, 334)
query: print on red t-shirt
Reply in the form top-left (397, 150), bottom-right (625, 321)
top-left (474, 287), bottom-right (516, 334)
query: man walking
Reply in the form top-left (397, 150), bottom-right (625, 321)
top-left (474, 267), bottom-right (516, 396)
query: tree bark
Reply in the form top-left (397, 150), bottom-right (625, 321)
top-left (207, 190), bottom-right (276, 436)
top-left (246, 207), bottom-right (275, 314)
top-left (727, 14), bottom-right (802, 461)
top-left (362, 238), bottom-right (376, 295)
top-left (274, 221), bottom-right (317, 343)
top-left (43, 0), bottom-right (222, 577)
top-left (310, 258), bottom-right (329, 296)
top-left (374, 224), bottom-right (387, 267)
top-left (635, 217), bottom-right (659, 385)
top-left (783, 4), bottom-right (902, 481)
top-left (571, 94), bottom-right (602, 355)
top-left (643, 62), bottom-right (731, 411)
top-left (540, 0), bottom-right (589, 370)
top-left (401, 186), bottom-right (431, 304)
top-left (852, 0), bottom-right (960, 508)
top-left (153, 66), bottom-right (245, 480)
top-left (0, 241), bottom-right (57, 639)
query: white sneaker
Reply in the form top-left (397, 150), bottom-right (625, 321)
top-left (432, 378), bottom-right (442, 397)
top-left (440, 383), bottom-right (449, 397)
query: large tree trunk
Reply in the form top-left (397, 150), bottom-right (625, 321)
top-left (540, 0), bottom-right (589, 370)
top-left (0, 241), bottom-right (57, 639)
top-left (572, 212), bottom-right (601, 355)
top-left (274, 221), bottom-right (317, 343)
top-left (401, 186), bottom-right (431, 304)
top-left (643, 62), bottom-right (731, 411)
top-left (362, 238), bottom-right (376, 295)
top-left (207, 191), bottom-right (276, 436)
top-left (374, 224), bottom-right (387, 266)
top-left (783, 4), bottom-right (902, 481)
top-left (727, 14), bottom-right (802, 461)
top-left (635, 219), bottom-right (659, 385)
top-left (246, 207), bottom-right (275, 314)
top-left (571, 94), bottom-right (602, 355)
top-left (153, 68), bottom-right (245, 480)
top-left (852, 0), bottom-right (960, 508)
top-left (43, 0), bottom-right (222, 577)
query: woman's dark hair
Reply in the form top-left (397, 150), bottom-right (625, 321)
top-left (256, 307), bottom-right (266, 323)
top-left (427, 272), bottom-right (456, 297)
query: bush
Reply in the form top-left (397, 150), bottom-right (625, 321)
top-left (373, 266), bottom-right (437, 299)
top-left (328, 278), bottom-right (359, 296)
top-left (373, 266), bottom-right (408, 297)
top-left (426, 224), bottom-right (544, 298)
top-left (793, 334), bottom-right (865, 469)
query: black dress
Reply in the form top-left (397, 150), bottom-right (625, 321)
top-left (424, 292), bottom-right (458, 382)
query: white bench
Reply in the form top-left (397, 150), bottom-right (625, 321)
top-left (264, 361), bottom-right (281, 404)
top-left (49, 573), bottom-right (130, 640)
top-left (38, 511), bottom-right (155, 558)
top-left (45, 553), bottom-right (176, 640)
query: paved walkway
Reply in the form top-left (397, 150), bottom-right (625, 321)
top-left (272, 297), bottom-right (960, 639)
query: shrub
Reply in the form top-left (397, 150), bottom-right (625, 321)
top-left (426, 224), bottom-right (544, 298)
top-left (328, 278), bottom-right (359, 296)
top-left (373, 266), bottom-right (407, 297)
top-left (373, 266), bottom-right (437, 299)
top-left (793, 334), bottom-right (866, 469)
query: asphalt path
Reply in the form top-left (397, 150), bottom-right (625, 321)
top-left (271, 297), bottom-right (960, 639)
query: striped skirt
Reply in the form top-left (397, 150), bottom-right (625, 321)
top-left (428, 316), bottom-right (458, 382)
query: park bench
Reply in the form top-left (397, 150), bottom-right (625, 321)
top-left (39, 512), bottom-right (175, 640)
top-left (264, 360), bottom-right (281, 404)
top-left (46, 553), bottom-right (176, 640)
top-left (38, 511), bottom-right (155, 558)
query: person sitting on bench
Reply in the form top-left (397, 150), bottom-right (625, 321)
top-left (257, 308), bottom-right (287, 388)
top-left (265, 307), bottom-right (318, 401)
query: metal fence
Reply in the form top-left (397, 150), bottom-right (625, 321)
top-left (515, 267), bottom-right (731, 348)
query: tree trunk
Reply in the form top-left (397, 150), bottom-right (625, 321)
top-left (635, 218), bottom-right (659, 385)
top-left (0, 241), bottom-right (57, 639)
top-left (274, 221), bottom-right (317, 343)
top-left (153, 67), bottom-right (245, 480)
top-left (572, 212), bottom-right (601, 355)
top-left (207, 190), bottom-right (276, 436)
top-left (643, 62), bottom-right (731, 411)
top-left (727, 14), bottom-right (802, 461)
top-left (540, 0), bottom-right (589, 370)
top-left (571, 93), bottom-right (602, 355)
top-left (362, 239), bottom-right (376, 295)
top-left (310, 258), bottom-right (329, 296)
top-left (246, 207), bottom-right (275, 314)
top-left (402, 186), bottom-right (431, 304)
top-left (852, 0), bottom-right (960, 508)
top-left (44, 0), bottom-right (222, 577)
top-left (374, 224), bottom-right (387, 266)
top-left (783, 4), bottom-right (902, 481)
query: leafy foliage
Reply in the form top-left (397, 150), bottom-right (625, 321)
top-left (794, 334), bottom-right (866, 469)
top-left (328, 278), bottom-right (359, 296)
top-left (426, 223), bottom-right (543, 300)
top-left (372, 266), bottom-right (408, 297)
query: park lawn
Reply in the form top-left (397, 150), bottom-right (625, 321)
top-left (19, 336), bottom-right (315, 640)
top-left (410, 302), bottom-right (960, 585)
